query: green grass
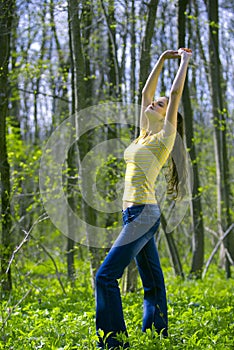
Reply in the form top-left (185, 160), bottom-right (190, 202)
top-left (1, 262), bottom-right (234, 349)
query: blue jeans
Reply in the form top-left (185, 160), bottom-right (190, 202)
top-left (95, 204), bottom-right (168, 349)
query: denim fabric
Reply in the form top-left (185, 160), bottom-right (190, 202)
top-left (95, 204), bottom-right (168, 349)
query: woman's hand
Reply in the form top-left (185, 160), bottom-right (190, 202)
top-left (162, 48), bottom-right (192, 60)
top-left (178, 48), bottom-right (192, 59)
top-left (161, 50), bottom-right (180, 60)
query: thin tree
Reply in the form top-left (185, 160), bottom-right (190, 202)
top-left (33, 0), bottom-right (47, 144)
top-left (0, 0), bottom-right (15, 294)
top-left (205, 0), bottom-right (233, 277)
top-left (138, 0), bottom-right (158, 102)
top-left (100, 0), bottom-right (121, 99)
top-left (130, 0), bottom-right (136, 104)
top-left (68, 0), bottom-right (106, 286)
top-left (178, 0), bottom-right (204, 278)
top-left (67, 0), bottom-right (86, 281)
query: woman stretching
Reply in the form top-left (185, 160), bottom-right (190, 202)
top-left (95, 48), bottom-right (192, 349)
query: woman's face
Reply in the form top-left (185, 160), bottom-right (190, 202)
top-left (145, 97), bottom-right (168, 120)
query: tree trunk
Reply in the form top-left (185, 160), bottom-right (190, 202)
top-left (101, 0), bottom-right (121, 99)
top-left (68, 0), bottom-right (105, 287)
top-left (33, 1), bottom-right (47, 144)
top-left (130, 0), bottom-right (136, 104)
top-left (0, 0), bottom-right (14, 295)
top-left (67, 0), bottom-right (85, 282)
top-left (161, 213), bottom-right (184, 278)
top-left (138, 0), bottom-right (158, 101)
top-left (81, 0), bottom-right (93, 106)
top-left (206, 0), bottom-right (233, 277)
top-left (178, 0), bottom-right (204, 278)
top-left (121, 259), bottom-right (139, 294)
top-left (49, 0), bottom-right (70, 130)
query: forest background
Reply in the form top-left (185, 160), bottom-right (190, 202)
top-left (0, 0), bottom-right (234, 349)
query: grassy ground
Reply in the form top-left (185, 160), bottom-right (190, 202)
top-left (1, 261), bottom-right (234, 349)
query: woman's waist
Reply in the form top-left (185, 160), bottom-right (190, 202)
top-left (122, 202), bottom-right (161, 226)
top-left (122, 200), bottom-right (143, 210)
top-left (122, 191), bottom-right (158, 209)
top-left (122, 200), bottom-right (159, 211)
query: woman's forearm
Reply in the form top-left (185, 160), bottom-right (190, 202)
top-left (141, 50), bottom-right (180, 101)
top-left (164, 52), bottom-right (191, 132)
top-left (142, 54), bottom-right (166, 100)
top-left (170, 55), bottom-right (190, 99)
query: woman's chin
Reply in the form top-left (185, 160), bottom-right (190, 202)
top-left (146, 110), bottom-right (164, 123)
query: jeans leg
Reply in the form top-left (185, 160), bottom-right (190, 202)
top-left (135, 237), bottom-right (168, 336)
top-left (96, 231), bottom-right (144, 348)
top-left (95, 244), bottom-right (130, 348)
top-left (95, 205), bottom-right (163, 348)
top-left (95, 229), bottom-right (156, 347)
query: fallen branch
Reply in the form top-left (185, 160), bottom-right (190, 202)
top-left (202, 223), bottom-right (234, 279)
top-left (225, 248), bottom-right (234, 265)
top-left (30, 234), bottom-right (67, 295)
top-left (205, 226), bottom-right (219, 239)
top-left (6, 213), bottom-right (48, 274)
top-left (6, 213), bottom-right (66, 295)
top-left (1, 289), bottom-right (32, 332)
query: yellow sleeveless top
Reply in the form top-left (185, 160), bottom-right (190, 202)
top-left (123, 129), bottom-right (176, 204)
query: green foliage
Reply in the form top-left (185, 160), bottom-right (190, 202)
top-left (1, 2), bottom-right (234, 348)
top-left (6, 120), bottom-right (43, 230)
top-left (96, 155), bottom-right (125, 202)
top-left (1, 262), bottom-right (233, 349)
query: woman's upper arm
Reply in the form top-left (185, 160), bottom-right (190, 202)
top-left (140, 93), bottom-right (151, 130)
top-left (163, 94), bottom-right (179, 136)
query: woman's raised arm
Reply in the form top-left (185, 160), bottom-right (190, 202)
top-left (140, 50), bottom-right (180, 130)
top-left (163, 49), bottom-right (192, 135)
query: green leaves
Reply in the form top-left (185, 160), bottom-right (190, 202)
top-left (1, 264), bottom-right (234, 349)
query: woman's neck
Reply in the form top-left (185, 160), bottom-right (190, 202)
top-left (147, 120), bottom-right (164, 134)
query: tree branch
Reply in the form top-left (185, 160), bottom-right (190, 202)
top-left (1, 289), bottom-right (32, 332)
top-left (6, 213), bottom-right (48, 274)
top-left (6, 213), bottom-right (67, 295)
top-left (31, 234), bottom-right (67, 295)
top-left (100, 0), bottom-right (120, 95)
top-left (202, 223), bottom-right (234, 279)
top-left (17, 87), bottom-right (71, 103)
